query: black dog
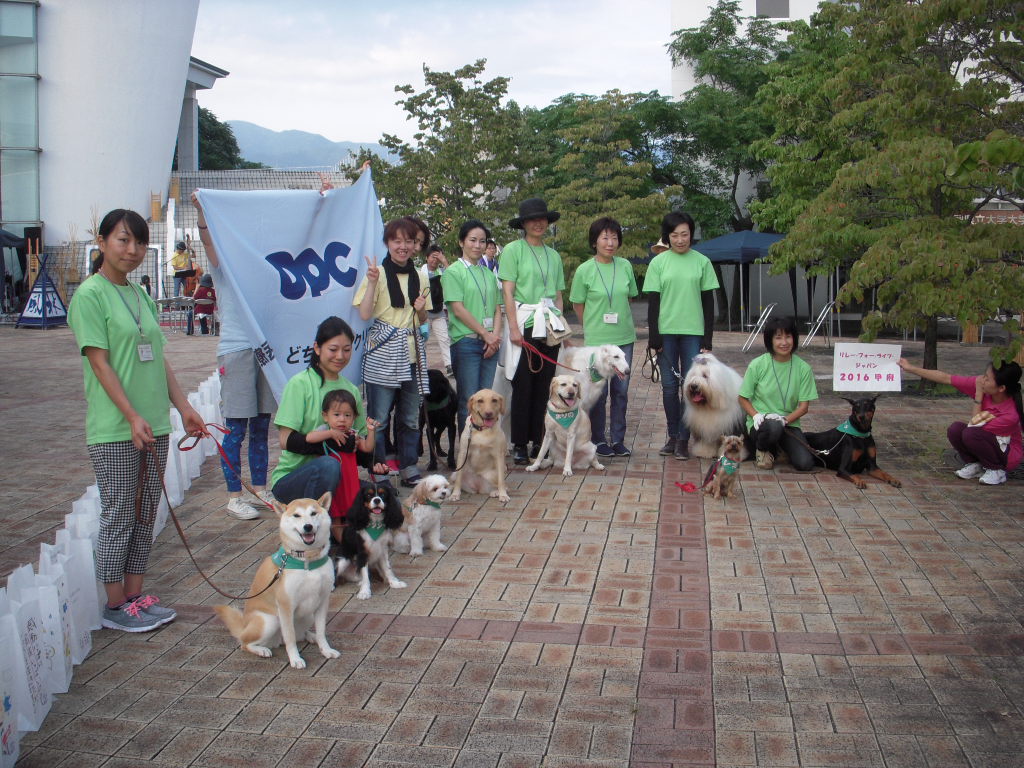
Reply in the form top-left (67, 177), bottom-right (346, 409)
top-left (329, 480), bottom-right (406, 597)
top-left (420, 368), bottom-right (458, 471)
top-left (804, 396), bottom-right (902, 489)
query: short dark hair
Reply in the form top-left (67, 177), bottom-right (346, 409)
top-left (458, 219), bottom-right (491, 243)
top-left (426, 244), bottom-right (443, 256)
top-left (661, 211), bottom-right (695, 242)
top-left (405, 216), bottom-right (431, 249)
top-left (99, 209), bottom-right (149, 245)
top-left (322, 388), bottom-right (359, 415)
top-left (588, 217), bottom-right (622, 254)
top-left (763, 316), bottom-right (800, 353)
top-left (382, 218), bottom-right (420, 245)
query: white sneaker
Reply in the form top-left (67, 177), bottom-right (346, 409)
top-left (979, 469), bottom-right (1007, 485)
top-left (955, 462), bottom-right (983, 479)
top-left (227, 497), bottom-right (261, 520)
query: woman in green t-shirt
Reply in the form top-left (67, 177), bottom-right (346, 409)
top-left (569, 217), bottom-right (638, 458)
top-left (738, 316), bottom-right (819, 471)
top-left (68, 209), bottom-right (205, 633)
top-left (442, 219), bottom-right (503, 429)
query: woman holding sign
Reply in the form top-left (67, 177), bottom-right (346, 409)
top-left (442, 219), bottom-right (503, 429)
top-left (898, 358), bottom-right (1022, 485)
top-left (738, 316), bottom-right (818, 471)
top-left (355, 219), bottom-right (430, 487)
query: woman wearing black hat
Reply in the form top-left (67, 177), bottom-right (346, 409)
top-left (499, 198), bottom-right (570, 465)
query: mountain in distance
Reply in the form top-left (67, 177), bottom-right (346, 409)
top-left (229, 120), bottom-right (398, 169)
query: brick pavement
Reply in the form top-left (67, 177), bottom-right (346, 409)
top-left (2, 321), bottom-right (1022, 767)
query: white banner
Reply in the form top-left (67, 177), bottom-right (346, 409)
top-left (196, 172), bottom-right (384, 399)
top-left (833, 343), bottom-right (902, 391)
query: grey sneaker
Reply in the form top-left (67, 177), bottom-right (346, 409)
top-left (102, 601), bottom-right (162, 633)
top-left (659, 438), bottom-right (677, 456)
top-left (132, 595), bottom-right (177, 625)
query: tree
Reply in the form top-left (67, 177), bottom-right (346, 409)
top-left (195, 107), bottom-right (264, 170)
top-left (759, 0), bottom-right (1024, 370)
top-left (357, 60), bottom-right (528, 251)
top-left (537, 91), bottom-right (682, 292)
top-left (667, 0), bottom-right (785, 232)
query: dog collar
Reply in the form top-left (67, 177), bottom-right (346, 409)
top-left (717, 456), bottom-right (740, 475)
top-left (271, 546), bottom-right (330, 571)
top-left (425, 393), bottom-right (451, 412)
top-left (547, 406), bottom-right (579, 429)
top-left (836, 418), bottom-right (870, 437)
top-left (366, 513), bottom-right (386, 541)
top-left (588, 353), bottom-right (603, 383)
top-left (425, 500), bottom-right (441, 509)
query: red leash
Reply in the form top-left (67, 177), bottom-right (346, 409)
top-left (177, 422), bottom-right (275, 510)
top-left (520, 340), bottom-right (580, 375)
top-left (676, 462), bottom-right (719, 494)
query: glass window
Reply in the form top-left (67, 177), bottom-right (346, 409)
top-left (0, 148), bottom-right (39, 222)
top-left (0, 2), bottom-right (37, 74)
top-left (0, 75), bottom-right (36, 146)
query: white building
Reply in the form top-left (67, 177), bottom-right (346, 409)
top-left (0, 0), bottom-right (203, 246)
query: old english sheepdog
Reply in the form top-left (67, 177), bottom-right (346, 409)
top-left (681, 352), bottom-right (749, 460)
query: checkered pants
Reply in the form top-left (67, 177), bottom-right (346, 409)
top-left (87, 436), bottom-right (169, 583)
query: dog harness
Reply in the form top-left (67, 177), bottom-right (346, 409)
top-left (587, 353), bottom-right (604, 383)
top-left (271, 546), bottom-right (330, 571)
top-left (547, 406), bottom-right (579, 429)
top-left (836, 418), bottom-right (870, 437)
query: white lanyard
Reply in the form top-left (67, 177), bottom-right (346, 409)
top-left (100, 273), bottom-right (144, 337)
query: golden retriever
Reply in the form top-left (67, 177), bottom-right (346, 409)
top-left (452, 388), bottom-right (510, 503)
top-left (527, 375), bottom-right (605, 477)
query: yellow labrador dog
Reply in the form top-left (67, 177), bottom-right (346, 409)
top-left (213, 493), bottom-right (340, 669)
top-left (452, 388), bottom-right (510, 503)
top-left (527, 375), bottom-right (605, 477)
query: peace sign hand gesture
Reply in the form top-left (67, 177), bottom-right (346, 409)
top-left (364, 254), bottom-right (380, 283)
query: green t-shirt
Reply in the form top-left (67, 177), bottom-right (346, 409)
top-left (568, 256), bottom-right (639, 346)
top-left (271, 367), bottom-right (366, 486)
top-left (442, 259), bottom-right (501, 344)
top-left (738, 353), bottom-right (818, 429)
top-left (68, 275), bottom-right (171, 445)
top-left (497, 239), bottom-right (566, 327)
top-left (643, 248), bottom-right (719, 335)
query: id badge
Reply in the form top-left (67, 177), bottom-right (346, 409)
top-left (137, 343), bottom-right (154, 362)
top-left (603, 312), bottom-right (619, 324)
top-left (482, 317), bottom-right (494, 330)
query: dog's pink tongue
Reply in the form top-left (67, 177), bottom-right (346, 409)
top-left (693, 393), bottom-right (705, 403)
top-left (301, 533), bottom-right (317, 545)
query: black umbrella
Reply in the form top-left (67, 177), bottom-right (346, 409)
top-left (0, 228), bottom-right (25, 248)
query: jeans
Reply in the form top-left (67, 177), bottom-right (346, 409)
top-left (173, 275), bottom-right (187, 297)
top-left (219, 415), bottom-right (270, 492)
top-left (748, 419), bottom-right (816, 471)
top-left (450, 336), bottom-right (499, 430)
top-left (948, 421), bottom-right (1007, 469)
top-left (365, 369), bottom-right (421, 472)
top-left (590, 342), bottom-right (633, 446)
top-left (271, 455), bottom-right (340, 505)
top-left (657, 334), bottom-right (702, 441)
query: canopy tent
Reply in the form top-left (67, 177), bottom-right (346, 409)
top-left (694, 231), bottom-right (784, 331)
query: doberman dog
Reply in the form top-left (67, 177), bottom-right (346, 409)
top-left (804, 396), bottom-right (902, 489)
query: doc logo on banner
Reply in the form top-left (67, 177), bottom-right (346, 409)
top-left (196, 172), bottom-right (384, 399)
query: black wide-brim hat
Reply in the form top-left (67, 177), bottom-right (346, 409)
top-left (508, 197), bottom-right (560, 229)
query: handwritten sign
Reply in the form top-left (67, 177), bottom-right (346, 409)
top-left (833, 343), bottom-right (902, 391)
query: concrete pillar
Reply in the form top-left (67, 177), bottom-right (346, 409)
top-left (177, 84), bottom-right (199, 172)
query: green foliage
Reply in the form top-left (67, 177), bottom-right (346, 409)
top-left (358, 60), bottom-right (528, 252)
top-left (757, 0), bottom-right (1024, 364)
top-left (538, 91), bottom-right (681, 294)
top-left (668, 0), bottom-right (785, 230)
top-left (196, 107), bottom-right (264, 170)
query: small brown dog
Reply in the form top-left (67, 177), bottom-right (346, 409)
top-left (704, 435), bottom-right (744, 500)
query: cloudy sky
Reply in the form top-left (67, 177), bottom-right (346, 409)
top-left (192, 0), bottom-right (675, 144)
